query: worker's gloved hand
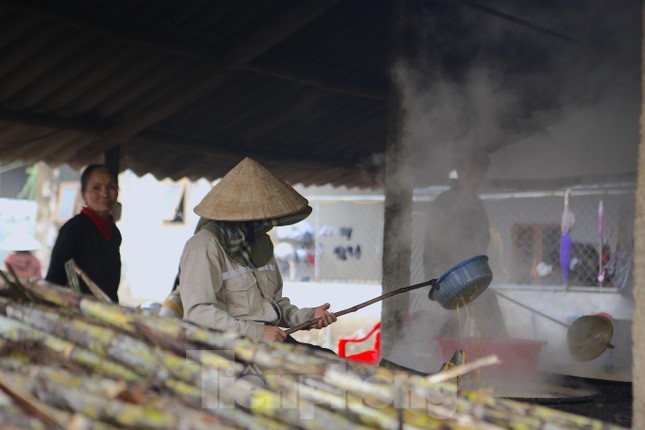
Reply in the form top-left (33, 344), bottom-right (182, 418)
top-left (313, 303), bottom-right (337, 329)
top-left (263, 325), bottom-right (287, 342)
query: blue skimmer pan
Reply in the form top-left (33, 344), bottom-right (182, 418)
top-left (428, 255), bottom-right (493, 310)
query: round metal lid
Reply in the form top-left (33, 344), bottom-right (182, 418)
top-left (567, 315), bottom-right (614, 362)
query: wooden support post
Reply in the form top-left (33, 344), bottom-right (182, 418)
top-left (380, 0), bottom-right (413, 359)
top-left (632, 4), bottom-right (645, 426)
top-left (104, 145), bottom-right (120, 175)
top-left (0, 108), bottom-right (365, 175)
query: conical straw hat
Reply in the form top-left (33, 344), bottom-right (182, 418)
top-left (194, 157), bottom-right (309, 221)
top-left (0, 230), bottom-right (41, 251)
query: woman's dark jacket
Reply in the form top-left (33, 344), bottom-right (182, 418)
top-left (46, 213), bottom-right (121, 303)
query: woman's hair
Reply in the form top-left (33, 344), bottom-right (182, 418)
top-left (80, 164), bottom-right (117, 192)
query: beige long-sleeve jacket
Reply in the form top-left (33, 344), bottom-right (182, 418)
top-left (179, 229), bottom-right (315, 339)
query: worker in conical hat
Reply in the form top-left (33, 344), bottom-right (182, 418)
top-left (1, 229), bottom-right (43, 279)
top-left (179, 157), bottom-right (336, 346)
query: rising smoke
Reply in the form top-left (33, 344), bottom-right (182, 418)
top-left (381, 0), bottom-right (640, 388)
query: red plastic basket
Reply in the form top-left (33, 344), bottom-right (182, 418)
top-left (434, 336), bottom-right (547, 376)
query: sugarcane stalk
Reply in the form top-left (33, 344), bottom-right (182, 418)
top-left (28, 365), bottom-right (240, 430)
top-left (323, 364), bottom-right (472, 428)
top-left (66, 301), bottom-right (245, 377)
top-left (1, 361), bottom-right (235, 429)
top-left (4, 302), bottom-right (249, 397)
top-left (15, 277), bottom-right (85, 308)
top-left (233, 342), bottom-right (325, 377)
top-left (265, 373), bottom-right (388, 430)
top-left (25, 301), bottom-right (262, 405)
top-left (0, 269), bottom-right (31, 302)
top-left (460, 390), bottom-right (625, 429)
top-left (0, 405), bottom-right (55, 429)
top-left (274, 370), bottom-right (476, 430)
top-left (0, 401), bottom-right (120, 430)
top-left (229, 330), bottom-right (350, 377)
top-left (70, 261), bottom-right (113, 303)
top-left (64, 260), bottom-right (82, 295)
top-left (141, 396), bottom-right (240, 430)
top-left (79, 301), bottom-right (255, 367)
top-left (4, 365), bottom-right (239, 430)
top-left (0, 331), bottom-right (207, 411)
top-left (0, 315), bottom-right (141, 383)
top-left (78, 300), bottom-right (229, 349)
top-left (198, 366), bottom-right (309, 429)
top-left (426, 355), bottom-right (501, 384)
top-left (131, 319), bottom-right (198, 354)
top-left (209, 407), bottom-right (293, 430)
top-left (74, 302), bottom-right (244, 386)
top-left (5, 369), bottom-right (177, 429)
top-left (5, 303), bottom-right (163, 375)
top-left (247, 382), bottom-right (340, 430)
top-left (1, 269), bottom-right (624, 429)
top-left (0, 371), bottom-right (67, 430)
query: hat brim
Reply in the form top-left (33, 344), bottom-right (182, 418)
top-left (194, 158), bottom-right (309, 221)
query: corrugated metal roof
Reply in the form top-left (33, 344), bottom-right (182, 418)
top-left (0, 0), bottom-right (640, 188)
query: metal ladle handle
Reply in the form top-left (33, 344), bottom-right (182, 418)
top-left (284, 279), bottom-right (438, 335)
top-left (494, 290), bottom-right (615, 354)
top-left (494, 290), bottom-right (569, 328)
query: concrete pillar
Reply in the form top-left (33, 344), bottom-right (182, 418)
top-left (380, 0), bottom-right (412, 358)
top-left (633, 4), bottom-right (645, 425)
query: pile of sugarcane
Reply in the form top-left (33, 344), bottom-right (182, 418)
top-left (0, 271), bottom-right (625, 429)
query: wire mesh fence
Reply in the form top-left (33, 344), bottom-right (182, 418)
top-left (277, 185), bottom-right (634, 289)
top-left (271, 199), bottom-right (384, 283)
top-left (482, 186), bottom-right (634, 289)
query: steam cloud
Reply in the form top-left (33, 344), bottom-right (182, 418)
top-left (380, 0), bottom-right (639, 388)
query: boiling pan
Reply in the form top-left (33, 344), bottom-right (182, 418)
top-left (428, 255), bottom-right (493, 310)
top-left (285, 255), bottom-right (493, 334)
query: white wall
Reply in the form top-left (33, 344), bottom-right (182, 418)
top-left (117, 171), bottom-right (213, 304)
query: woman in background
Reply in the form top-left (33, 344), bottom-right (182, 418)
top-left (46, 164), bottom-right (121, 303)
top-left (1, 229), bottom-right (43, 279)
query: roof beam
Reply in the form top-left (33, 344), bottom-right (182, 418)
top-left (87, 0), bottom-right (343, 157)
top-left (0, 0), bottom-right (217, 60)
top-left (0, 108), bottom-right (103, 133)
top-left (453, 0), bottom-right (581, 45)
top-left (135, 131), bottom-right (367, 173)
top-left (0, 107), bottom-right (369, 173)
top-left (242, 61), bottom-right (386, 101)
top-left (0, 0), bottom-right (383, 101)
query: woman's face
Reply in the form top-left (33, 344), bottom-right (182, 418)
top-left (82, 169), bottom-right (118, 219)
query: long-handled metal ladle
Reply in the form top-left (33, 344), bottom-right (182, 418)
top-left (494, 290), bottom-right (614, 362)
top-left (286, 255), bottom-right (494, 335)
top-left (284, 279), bottom-right (438, 335)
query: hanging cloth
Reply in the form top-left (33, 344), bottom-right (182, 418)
top-left (560, 190), bottom-right (575, 285)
